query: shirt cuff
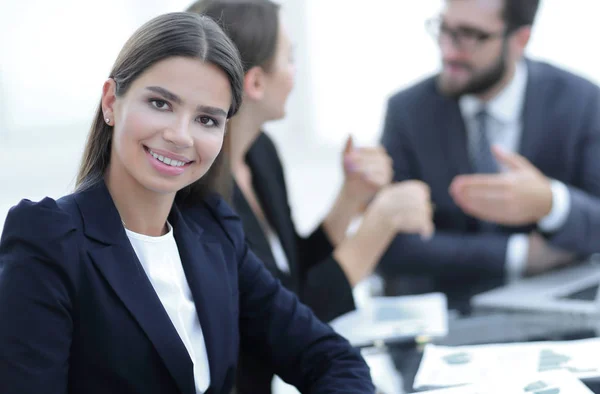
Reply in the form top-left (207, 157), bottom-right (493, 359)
top-left (506, 234), bottom-right (529, 283)
top-left (538, 180), bottom-right (571, 232)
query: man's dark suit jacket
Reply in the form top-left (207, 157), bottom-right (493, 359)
top-left (379, 59), bottom-right (600, 312)
top-left (0, 181), bottom-right (373, 394)
top-left (233, 132), bottom-right (356, 393)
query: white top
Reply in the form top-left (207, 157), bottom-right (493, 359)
top-left (126, 223), bottom-right (210, 393)
top-left (266, 227), bottom-right (291, 274)
top-left (459, 60), bottom-right (571, 281)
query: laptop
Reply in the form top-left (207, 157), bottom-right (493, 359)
top-left (471, 258), bottom-right (600, 323)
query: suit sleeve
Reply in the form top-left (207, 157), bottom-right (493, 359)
top-left (293, 207), bottom-right (354, 323)
top-left (213, 199), bottom-right (374, 393)
top-left (379, 96), bottom-right (510, 280)
top-left (544, 87), bottom-right (600, 255)
top-left (266, 137), bottom-right (355, 322)
top-left (297, 224), bottom-right (335, 269)
top-left (0, 199), bottom-right (78, 394)
top-left (299, 251), bottom-right (355, 322)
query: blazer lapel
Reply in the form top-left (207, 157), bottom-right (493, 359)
top-left (246, 142), bottom-right (298, 277)
top-left (519, 59), bottom-right (546, 162)
top-left (76, 183), bottom-right (195, 394)
top-left (439, 96), bottom-right (473, 176)
top-left (232, 183), bottom-right (277, 267)
top-left (169, 205), bottom-right (234, 392)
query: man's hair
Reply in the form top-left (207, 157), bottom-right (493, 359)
top-left (503, 0), bottom-right (540, 31)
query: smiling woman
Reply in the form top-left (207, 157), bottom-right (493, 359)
top-left (98, 56), bottom-right (233, 235)
top-left (76, 13), bottom-right (243, 215)
top-left (0, 11), bottom-right (374, 394)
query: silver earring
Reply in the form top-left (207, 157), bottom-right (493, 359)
top-left (105, 118), bottom-right (111, 125)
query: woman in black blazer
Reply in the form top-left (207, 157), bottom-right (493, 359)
top-left (187, 1), bottom-right (436, 393)
top-left (0, 12), bottom-right (375, 394)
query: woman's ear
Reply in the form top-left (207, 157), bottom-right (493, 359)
top-left (243, 66), bottom-right (266, 101)
top-left (101, 78), bottom-right (118, 125)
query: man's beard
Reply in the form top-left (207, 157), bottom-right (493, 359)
top-left (438, 43), bottom-right (508, 99)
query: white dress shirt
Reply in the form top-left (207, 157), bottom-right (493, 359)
top-left (266, 227), bottom-right (291, 274)
top-left (459, 60), bottom-right (571, 281)
top-left (126, 223), bottom-right (210, 393)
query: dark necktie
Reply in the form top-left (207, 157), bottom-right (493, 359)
top-left (469, 108), bottom-right (498, 232)
top-left (469, 109), bottom-right (498, 174)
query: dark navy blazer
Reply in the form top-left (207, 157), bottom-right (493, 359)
top-left (0, 181), bottom-right (374, 394)
top-left (233, 132), bottom-right (357, 393)
top-left (379, 59), bottom-right (600, 311)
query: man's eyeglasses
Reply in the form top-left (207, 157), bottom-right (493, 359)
top-left (425, 17), bottom-right (507, 52)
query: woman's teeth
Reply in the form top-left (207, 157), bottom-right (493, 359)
top-left (148, 149), bottom-right (187, 167)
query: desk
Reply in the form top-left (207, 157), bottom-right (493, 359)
top-left (385, 313), bottom-right (600, 393)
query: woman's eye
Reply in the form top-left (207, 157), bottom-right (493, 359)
top-left (198, 116), bottom-right (217, 127)
top-left (150, 99), bottom-right (169, 110)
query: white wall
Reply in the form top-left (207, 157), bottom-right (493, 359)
top-left (0, 0), bottom-right (305, 136)
top-left (0, 0), bottom-right (195, 132)
top-left (0, 0), bottom-right (198, 232)
top-left (303, 0), bottom-right (600, 147)
top-left (283, 0), bottom-right (600, 233)
top-left (0, 0), bottom-right (305, 233)
top-left (1, 1), bottom-right (600, 235)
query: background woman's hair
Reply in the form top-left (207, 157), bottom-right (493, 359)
top-left (76, 12), bottom-right (244, 204)
top-left (186, 0), bottom-right (281, 72)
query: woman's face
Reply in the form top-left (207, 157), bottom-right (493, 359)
top-left (261, 20), bottom-right (296, 121)
top-left (102, 56), bottom-right (232, 196)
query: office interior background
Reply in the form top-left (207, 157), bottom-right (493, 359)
top-left (1, 0), bottom-right (600, 235)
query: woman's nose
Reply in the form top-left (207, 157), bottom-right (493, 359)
top-left (163, 120), bottom-right (194, 148)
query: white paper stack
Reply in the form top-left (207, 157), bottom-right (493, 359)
top-left (413, 338), bottom-right (600, 391)
top-left (329, 293), bottom-right (448, 348)
top-left (412, 370), bottom-right (592, 393)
